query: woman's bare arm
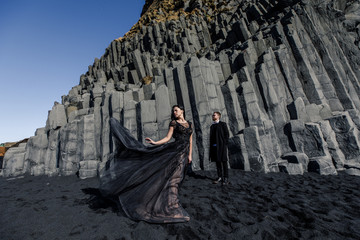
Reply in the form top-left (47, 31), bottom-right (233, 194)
top-left (188, 133), bottom-right (193, 163)
top-left (145, 126), bottom-right (174, 145)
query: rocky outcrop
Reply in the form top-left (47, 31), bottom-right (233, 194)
top-left (2, 143), bottom-right (27, 177)
top-left (3, 0), bottom-right (360, 177)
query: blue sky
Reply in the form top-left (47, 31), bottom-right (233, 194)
top-left (0, 0), bottom-right (145, 143)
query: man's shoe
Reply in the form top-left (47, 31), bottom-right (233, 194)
top-left (212, 177), bottom-right (222, 184)
top-left (222, 178), bottom-right (230, 185)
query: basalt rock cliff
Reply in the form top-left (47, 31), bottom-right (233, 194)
top-left (3, 0), bottom-right (360, 178)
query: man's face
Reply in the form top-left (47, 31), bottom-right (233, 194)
top-left (212, 113), bottom-right (220, 121)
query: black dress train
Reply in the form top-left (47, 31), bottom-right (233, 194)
top-left (98, 118), bottom-right (192, 223)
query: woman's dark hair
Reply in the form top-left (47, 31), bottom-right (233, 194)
top-left (171, 105), bottom-right (185, 120)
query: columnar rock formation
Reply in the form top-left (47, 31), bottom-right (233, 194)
top-left (3, 0), bottom-right (360, 178)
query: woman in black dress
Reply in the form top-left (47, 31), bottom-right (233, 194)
top-left (99, 105), bottom-right (193, 223)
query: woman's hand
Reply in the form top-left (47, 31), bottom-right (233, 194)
top-left (145, 137), bottom-right (156, 145)
top-left (188, 155), bottom-right (192, 163)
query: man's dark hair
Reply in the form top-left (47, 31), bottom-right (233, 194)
top-left (213, 111), bottom-right (221, 117)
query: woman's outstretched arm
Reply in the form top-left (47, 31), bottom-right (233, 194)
top-left (145, 126), bottom-right (174, 145)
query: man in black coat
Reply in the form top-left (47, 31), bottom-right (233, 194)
top-left (209, 111), bottom-right (230, 185)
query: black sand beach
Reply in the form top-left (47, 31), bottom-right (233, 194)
top-left (1, 170), bottom-right (360, 240)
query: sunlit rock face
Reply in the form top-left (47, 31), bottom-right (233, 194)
top-left (3, 0), bottom-right (360, 177)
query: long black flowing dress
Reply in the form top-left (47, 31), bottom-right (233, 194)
top-left (99, 118), bottom-right (192, 223)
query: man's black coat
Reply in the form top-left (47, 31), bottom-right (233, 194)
top-left (209, 121), bottom-right (229, 162)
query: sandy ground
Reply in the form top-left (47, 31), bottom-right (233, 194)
top-left (1, 170), bottom-right (360, 240)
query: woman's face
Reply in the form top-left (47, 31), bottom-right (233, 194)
top-left (173, 107), bottom-right (183, 119)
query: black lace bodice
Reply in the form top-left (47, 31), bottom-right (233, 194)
top-left (169, 120), bottom-right (193, 142)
